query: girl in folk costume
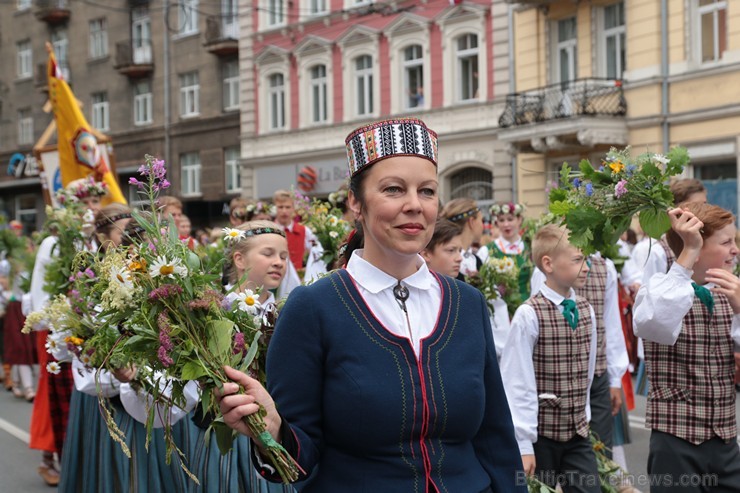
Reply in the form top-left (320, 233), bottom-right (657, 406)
top-left (184, 220), bottom-right (294, 493)
top-left (27, 177), bottom-right (106, 486)
top-left (0, 229), bottom-right (37, 402)
top-left (217, 118), bottom-right (525, 492)
top-left (59, 204), bottom-right (198, 492)
top-left (479, 202), bottom-right (533, 301)
top-left (440, 198), bottom-right (485, 277)
top-left (634, 202), bottom-right (740, 492)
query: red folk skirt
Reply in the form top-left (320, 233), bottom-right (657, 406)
top-left (29, 330), bottom-right (55, 453)
top-left (2, 300), bottom-right (37, 365)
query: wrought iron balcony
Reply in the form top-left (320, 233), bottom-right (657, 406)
top-left (204, 15), bottom-right (239, 56)
top-left (35, 0), bottom-right (70, 25)
top-left (114, 40), bottom-right (153, 79)
top-left (498, 78), bottom-right (628, 153)
top-left (499, 78), bottom-right (626, 128)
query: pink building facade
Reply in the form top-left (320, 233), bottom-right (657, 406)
top-left (239, 0), bottom-right (515, 206)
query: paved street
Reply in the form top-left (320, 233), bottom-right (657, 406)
top-left (0, 381), bottom-right (54, 493)
top-left (0, 377), bottom-right (738, 492)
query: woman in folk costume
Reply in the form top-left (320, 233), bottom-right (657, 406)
top-left (59, 203), bottom-right (199, 492)
top-left (183, 220), bottom-right (294, 493)
top-left (634, 202), bottom-right (740, 492)
top-left (27, 177), bottom-right (107, 486)
top-left (217, 118), bottom-right (525, 492)
top-left (0, 228), bottom-right (37, 401)
top-left (478, 202), bottom-right (533, 302)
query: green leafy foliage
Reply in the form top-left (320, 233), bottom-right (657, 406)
top-left (549, 146), bottom-right (686, 258)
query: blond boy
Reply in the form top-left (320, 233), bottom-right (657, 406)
top-left (501, 225), bottom-right (600, 493)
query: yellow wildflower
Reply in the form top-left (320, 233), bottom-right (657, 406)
top-left (608, 160), bottom-right (624, 174)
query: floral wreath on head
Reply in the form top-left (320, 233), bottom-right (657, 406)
top-left (327, 189), bottom-right (348, 208)
top-left (245, 201), bottom-right (275, 217)
top-left (65, 176), bottom-right (109, 200)
top-left (489, 202), bottom-right (525, 217)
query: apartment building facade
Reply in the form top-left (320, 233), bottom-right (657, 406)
top-left (501, 0), bottom-right (740, 218)
top-left (0, 0), bottom-right (242, 231)
top-left (238, 0), bottom-right (515, 207)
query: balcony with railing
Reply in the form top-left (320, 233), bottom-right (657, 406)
top-left (114, 40), bottom-right (153, 78)
top-left (35, 0), bottom-right (70, 25)
top-left (497, 78), bottom-right (628, 153)
top-left (204, 15), bottom-right (239, 56)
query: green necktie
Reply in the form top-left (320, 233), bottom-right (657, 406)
top-left (692, 282), bottom-right (714, 315)
top-left (560, 299), bottom-right (579, 330)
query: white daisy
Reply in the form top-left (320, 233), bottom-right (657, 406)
top-left (82, 209), bottom-right (95, 224)
top-left (235, 290), bottom-right (262, 315)
top-left (149, 256), bottom-right (188, 279)
top-left (329, 231), bottom-right (339, 239)
top-left (110, 265), bottom-right (134, 290)
top-left (328, 216), bottom-right (338, 226)
top-left (45, 336), bottom-right (59, 353)
top-left (222, 227), bottom-right (245, 242)
top-left (46, 361), bottom-right (61, 375)
top-left (653, 153), bottom-right (669, 165)
top-left (79, 353), bottom-right (92, 366)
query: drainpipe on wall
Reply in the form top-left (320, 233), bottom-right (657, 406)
top-left (507, 3), bottom-right (518, 202)
top-left (163, 0), bottom-right (171, 170)
top-left (660, 0), bottom-right (669, 153)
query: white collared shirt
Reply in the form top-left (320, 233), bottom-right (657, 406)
top-left (346, 249), bottom-right (442, 357)
top-left (477, 237), bottom-right (524, 264)
top-left (460, 248), bottom-right (478, 277)
top-left (500, 283), bottom-right (597, 456)
top-left (634, 262), bottom-right (740, 348)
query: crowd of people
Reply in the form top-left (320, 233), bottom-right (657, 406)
top-left (0, 117), bottom-right (739, 492)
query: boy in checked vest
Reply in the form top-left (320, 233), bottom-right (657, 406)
top-left (634, 202), bottom-right (740, 492)
top-left (501, 225), bottom-right (600, 493)
top-left (531, 253), bottom-right (629, 459)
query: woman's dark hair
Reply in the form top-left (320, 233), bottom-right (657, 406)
top-left (348, 170), bottom-right (367, 210)
top-left (337, 225), bottom-right (364, 269)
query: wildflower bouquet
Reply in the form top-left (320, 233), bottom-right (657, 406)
top-left (548, 146), bottom-right (688, 258)
top-left (111, 156), bottom-right (300, 482)
top-left (304, 200), bottom-right (351, 265)
top-left (591, 432), bottom-right (628, 493)
top-left (467, 256), bottom-right (521, 318)
top-left (527, 476), bottom-right (558, 493)
top-left (41, 191), bottom-right (94, 298)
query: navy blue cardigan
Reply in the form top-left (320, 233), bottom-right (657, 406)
top-left (263, 269), bottom-right (525, 492)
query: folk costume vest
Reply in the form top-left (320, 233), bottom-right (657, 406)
top-left (489, 239), bottom-right (532, 301)
top-left (285, 222), bottom-right (307, 271)
top-left (644, 293), bottom-right (737, 444)
top-left (658, 237), bottom-right (676, 271)
top-left (575, 256), bottom-right (608, 377)
top-left (527, 293), bottom-right (593, 442)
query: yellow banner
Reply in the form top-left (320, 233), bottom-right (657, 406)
top-left (47, 45), bottom-right (126, 205)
